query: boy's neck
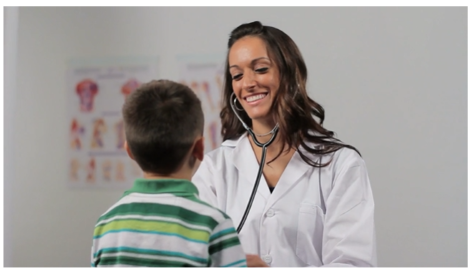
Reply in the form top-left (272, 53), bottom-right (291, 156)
top-left (142, 170), bottom-right (192, 182)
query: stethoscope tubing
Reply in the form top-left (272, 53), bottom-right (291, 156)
top-left (230, 93), bottom-right (279, 233)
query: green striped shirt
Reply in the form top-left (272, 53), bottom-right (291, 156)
top-left (91, 178), bottom-right (247, 267)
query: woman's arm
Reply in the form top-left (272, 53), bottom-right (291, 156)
top-left (321, 151), bottom-right (377, 267)
top-left (192, 158), bottom-right (219, 207)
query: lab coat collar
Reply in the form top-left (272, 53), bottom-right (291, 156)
top-left (263, 144), bottom-right (313, 211)
top-left (223, 134), bottom-right (315, 210)
top-left (227, 134), bottom-right (271, 201)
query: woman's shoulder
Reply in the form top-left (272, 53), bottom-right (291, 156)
top-left (202, 134), bottom-right (245, 164)
top-left (302, 138), bottom-right (366, 172)
top-left (331, 145), bottom-right (366, 171)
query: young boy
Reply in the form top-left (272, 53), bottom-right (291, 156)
top-left (91, 80), bottom-right (247, 267)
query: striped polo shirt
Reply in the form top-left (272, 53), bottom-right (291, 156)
top-left (91, 178), bottom-right (247, 267)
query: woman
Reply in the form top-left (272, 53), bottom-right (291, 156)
top-left (192, 21), bottom-right (377, 267)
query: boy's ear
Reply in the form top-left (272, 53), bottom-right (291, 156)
top-left (192, 136), bottom-right (204, 162)
top-left (124, 141), bottom-right (135, 160)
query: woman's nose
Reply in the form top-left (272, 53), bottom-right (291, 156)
top-left (242, 73), bottom-right (256, 90)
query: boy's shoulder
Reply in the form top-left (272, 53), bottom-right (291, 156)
top-left (185, 193), bottom-right (232, 223)
top-left (94, 195), bottom-right (133, 225)
top-left (94, 187), bottom-right (233, 234)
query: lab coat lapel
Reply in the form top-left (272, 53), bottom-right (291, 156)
top-left (263, 148), bottom-right (312, 211)
top-left (232, 134), bottom-right (270, 201)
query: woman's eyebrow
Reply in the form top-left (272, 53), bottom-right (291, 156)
top-left (229, 57), bottom-right (271, 69)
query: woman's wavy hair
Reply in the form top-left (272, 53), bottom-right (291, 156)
top-left (220, 21), bottom-right (360, 167)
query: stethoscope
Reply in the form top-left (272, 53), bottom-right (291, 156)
top-left (230, 93), bottom-right (279, 233)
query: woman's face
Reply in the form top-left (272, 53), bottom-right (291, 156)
top-left (228, 36), bottom-right (280, 123)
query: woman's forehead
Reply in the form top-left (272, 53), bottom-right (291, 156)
top-left (229, 36), bottom-right (270, 65)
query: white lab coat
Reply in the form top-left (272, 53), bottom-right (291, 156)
top-left (192, 134), bottom-right (377, 267)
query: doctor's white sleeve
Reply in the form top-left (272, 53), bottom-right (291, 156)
top-left (320, 153), bottom-right (377, 267)
top-left (192, 158), bottom-right (219, 207)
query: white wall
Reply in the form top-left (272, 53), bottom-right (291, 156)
top-left (5, 7), bottom-right (466, 267)
top-left (4, 6), bottom-right (19, 268)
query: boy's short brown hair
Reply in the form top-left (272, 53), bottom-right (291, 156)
top-left (122, 79), bottom-right (204, 175)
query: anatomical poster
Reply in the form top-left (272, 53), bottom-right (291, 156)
top-left (67, 57), bottom-right (158, 188)
top-left (177, 55), bottom-right (225, 154)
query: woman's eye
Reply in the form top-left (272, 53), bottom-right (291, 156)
top-left (255, 67), bottom-right (268, 73)
top-left (232, 74), bottom-right (242, 80)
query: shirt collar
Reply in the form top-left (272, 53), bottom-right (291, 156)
top-left (123, 178), bottom-right (199, 197)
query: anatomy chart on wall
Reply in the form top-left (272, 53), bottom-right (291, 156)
top-left (67, 57), bottom-right (158, 188)
top-left (177, 55), bottom-right (225, 154)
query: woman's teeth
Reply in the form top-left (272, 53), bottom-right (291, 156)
top-left (246, 93), bottom-right (267, 102)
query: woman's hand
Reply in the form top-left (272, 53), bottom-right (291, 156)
top-left (246, 254), bottom-right (269, 267)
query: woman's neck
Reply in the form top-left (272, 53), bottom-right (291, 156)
top-left (251, 119), bottom-right (277, 142)
top-left (249, 119), bottom-right (286, 156)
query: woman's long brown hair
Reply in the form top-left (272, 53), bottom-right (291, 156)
top-left (220, 21), bottom-right (360, 167)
